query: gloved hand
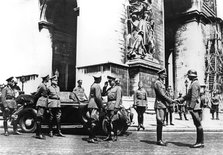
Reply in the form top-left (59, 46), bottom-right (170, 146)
top-left (114, 108), bottom-right (119, 114)
top-left (133, 105), bottom-right (137, 110)
top-left (4, 107), bottom-right (10, 112)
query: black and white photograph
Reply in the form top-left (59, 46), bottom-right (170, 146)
top-left (0, 0), bottom-right (223, 154)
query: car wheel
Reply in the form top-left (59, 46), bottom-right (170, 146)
top-left (19, 112), bottom-right (37, 133)
top-left (101, 118), bottom-right (128, 136)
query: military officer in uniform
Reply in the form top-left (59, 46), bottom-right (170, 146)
top-left (48, 75), bottom-right (64, 137)
top-left (165, 86), bottom-right (174, 125)
top-left (34, 75), bottom-right (49, 139)
top-left (1, 77), bottom-right (21, 136)
top-left (104, 75), bottom-right (122, 141)
top-left (73, 79), bottom-right (85, 94)
top-left (86, 74), bottom-right (103, 143)
top-left (177, 93), bottom-right (188, 120)
top-left (133, 81), bottom-right (148, 131)
top-left (177, 69), bottom-right (204, 148)
top-left (154, 69), bottom-right (175, 146)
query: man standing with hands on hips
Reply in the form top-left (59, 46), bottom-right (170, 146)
top-left (177, 69), bottom-right (204, 148)
top-left (154, 69), bottom-right (175, 146)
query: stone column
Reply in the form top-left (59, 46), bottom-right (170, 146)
top-left (174, 19), bottom-right (206, 95)
top-left (37, 22), bottom-right (53, 76)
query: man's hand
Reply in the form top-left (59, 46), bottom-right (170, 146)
top-left (114, 108), bottom-right (119, 114)
top-left (133, 104), bottom-right (137, 110)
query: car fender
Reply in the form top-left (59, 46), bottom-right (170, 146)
top-left (18, 107), bottom-right (37, 119)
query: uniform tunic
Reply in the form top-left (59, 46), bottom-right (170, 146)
top-left (88, 83), bottom-right (102, 109)
top-left (180, 78), bottom-right (201, 110)
top-left (154, 79), bottom-right (172, 109)
top-left (48, 85), bottom-right (61, 108)
top-left (35, 83), bottom-right (48, 107)
top-left (107, 85), bottom-right (122, 110)
top-left (1, 85), bottom-right (17, 109)
top-left (134, 88), bottom-right (147, 107)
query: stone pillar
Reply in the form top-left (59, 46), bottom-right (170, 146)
top-left (38, 22), bottom-right (53, 77)
top-left (174, 19), bottom-right (206, 95)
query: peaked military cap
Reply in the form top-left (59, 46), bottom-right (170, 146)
top-left (50, 75), bottom-right (58, 81)
top-left (6, 76), bottom-right (14, 82)
top-left (41, 75), bottom-right (49, 81)
top-left (93, 73), bottom-right (102, 80)
top-left (107, 75), bottom-right (116, 81)
top-left (157, 68), bottom-right (167, 75)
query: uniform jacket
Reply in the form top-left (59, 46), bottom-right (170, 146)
top-left (134, 88), bottom-right (148, 107)
top-left (1, 85), bottom-right (17, 109)
top-left (154, 78), bottom-right (173, 109)
top-left (88, 83), bottom-right (102, 109)
top-left (107, 85), bottom-right (122, 110)
top-left (73, 86), bottom-right (85, 94)
top-left (179, 78), bottom-right (201, 110)
top-left (48, 85), bottom-right (61, 108)
top-left (211, 95), bottom-right (221, 106)
top-left (35, 83), bottom-right (48, 107)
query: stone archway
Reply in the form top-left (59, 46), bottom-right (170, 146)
top-left (39, 0), bottom-right (78, 91)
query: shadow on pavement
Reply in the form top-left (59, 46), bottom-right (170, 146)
top-left (140, 140), bottom-right (157, 145)
top-left (167, 141), bottom-right (191, 147)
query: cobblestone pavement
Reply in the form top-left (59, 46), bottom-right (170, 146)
top-left (129, 108), bottom-right (223, 132)
top-left (0, 131), bottom-right (222, 155)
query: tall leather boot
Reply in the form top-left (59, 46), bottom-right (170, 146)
top-left (212, 113), bottom-right (214, 120)
top-left (3, 121), bottom-right (9, 136)
top-left (191, 128), bottom-right (204, 148)
top-left (104, 122), bottom-right (112, 141)
top-left (48, 121), bottom-right (53, 137)
top-left (156, 125), bottom-right (166, 146)
top-left (56, 121), bottom-right (65, 137)
top-left (137, 114), bottom-right (141, 131)
top-left (216, 112), bottom-right (219, 120)
top-left (179, 113), bottom-right (182, 120)
top-left (140, 114), bottom-right (145, 130)
top-left (184, 114), bottom-right (188, 120)
top-left (35, 121), bottom-right (45, 140)
top-left (112, 122), bottom-right (118, 142)
top-left (12, 120), bottom-right (22, 135)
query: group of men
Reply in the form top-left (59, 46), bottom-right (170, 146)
top-left (0, 77), bottom-right (22, 136)
top-left (0, 75), bottom-right (65, 139)
top-left (84, 74), bottom-right (123, 143)
top-left (1, 68), bottom-right (206, 149)
top-left (154, 69), bottom-right (204, 148)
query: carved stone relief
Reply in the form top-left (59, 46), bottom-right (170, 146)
top-left (126, 0), bottom-right (155, 60)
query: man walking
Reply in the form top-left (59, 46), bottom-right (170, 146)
top-left (1, 77), bottom-right (21, 136)
top-left (154, 69), bottom-right (175, 146)
top-left (177, 69), bottom-right (204, 148)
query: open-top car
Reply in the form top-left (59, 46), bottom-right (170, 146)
top-left (14, 91), bottom-right (132, 135)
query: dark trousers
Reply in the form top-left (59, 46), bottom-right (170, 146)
top-left (48, 108), bottom-right (62, 132)
top-left (87, 108), bottom-right (99, 139)
top-left (211, 104), bottom-right (219, 119)
top-left (190, 110), bottom-right (204, 144)
top-left (2, 107), bottom-right (18, 133)
top-left (106, 110), bottom-right (119, 137)
top-left (36, 107), bottom-right (46, 135)
top-left (156, 108), bottom-right (166, 141)
top-left (165, 106), bottom-right (173, 124)
top-left (136, 106), bottom-right (146, 126)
